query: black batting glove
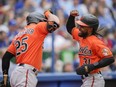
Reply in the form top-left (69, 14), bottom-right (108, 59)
top-left (0, 80), bottom-right (5, 87)
top-left (76, 64), bottom-right (95, 75)
top-left (0, 74), bottom-right (10, 87)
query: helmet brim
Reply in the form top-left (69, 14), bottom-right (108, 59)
top-left (75, 20), bottom-right (89, 27)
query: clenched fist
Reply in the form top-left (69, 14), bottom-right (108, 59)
top-left (70, 10), bottom-right (79, 17)
top-left (76, 64), bottom-right (95, 75)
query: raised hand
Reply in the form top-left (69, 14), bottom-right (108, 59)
top-left (70, 10), bottom-right (79, 17)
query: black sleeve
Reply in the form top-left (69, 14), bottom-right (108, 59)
top-left (2, 51), bottom-right (15, 74)
top-left (66, 15), bottom-right (75, 34)
top-left (93, 57), bottom-right (115, 69)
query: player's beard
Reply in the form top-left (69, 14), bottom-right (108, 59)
top-left (78, 31), bottom-right (88, 38)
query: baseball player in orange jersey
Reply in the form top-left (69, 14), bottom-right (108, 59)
top-left (1, 10), bottom-right (60, 87)
top-left (66, 10), bottom-right (115, 87)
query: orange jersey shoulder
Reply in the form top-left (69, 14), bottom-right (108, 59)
top-left (71, 27), bottom-right (82, 41)
top-left (92, 36), bottom-right (113, 58)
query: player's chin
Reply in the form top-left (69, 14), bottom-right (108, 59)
top-left (78, 33), bottom-right (82, 37)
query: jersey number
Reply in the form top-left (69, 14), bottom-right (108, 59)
top-left (15, 37), bottom-right (28, 56)
top-left (83, 58), bottom-right (90, 64)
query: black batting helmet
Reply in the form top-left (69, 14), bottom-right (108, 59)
top-left (26, 11), bottom-right (46, 25)
top-left (76, 14), bottom-right (99, 33)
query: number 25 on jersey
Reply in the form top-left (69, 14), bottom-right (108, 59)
top-left (15, 37), bottom-right (28, 56)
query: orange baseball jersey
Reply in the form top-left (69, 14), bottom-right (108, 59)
top-left (72, 27), bottom-right (113, 73)
top-left (7, 22), bottom-right (49, 71)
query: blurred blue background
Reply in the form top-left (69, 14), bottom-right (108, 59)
top-left (0, 0), bottom-right (116, 87)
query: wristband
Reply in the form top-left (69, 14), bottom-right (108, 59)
top-left (85, 66), bottom-right (88, 72)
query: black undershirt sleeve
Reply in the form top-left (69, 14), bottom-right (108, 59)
top-left (66, 15), bottom-right (75, 34)
top-left (93, 57), bottom-right (115, 69)
top-left (2, 51), bottom-right (15, 74)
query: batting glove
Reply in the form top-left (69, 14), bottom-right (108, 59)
top-left (0, 74), bottom-right (10, 87)
top-left (76, 64), bottom-right (95, 75)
